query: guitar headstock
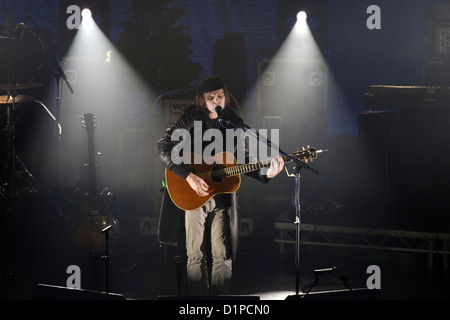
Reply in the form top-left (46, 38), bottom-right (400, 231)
top-left (82, 113), bottom-right (96, 134)
top-left (292, 146), bottom-right (317, 163)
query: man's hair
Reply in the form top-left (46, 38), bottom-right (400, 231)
top-left (195, 76), bottom-right (230, 112)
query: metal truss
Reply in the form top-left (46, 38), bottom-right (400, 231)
top-left (274, 222), bottom-right (450, 269)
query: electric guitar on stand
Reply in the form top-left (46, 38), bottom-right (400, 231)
top-left (165, 147), bottom-right (318, 211)
top-left (71, 113), bottom-right (120, 253)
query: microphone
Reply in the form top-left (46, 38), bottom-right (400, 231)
top-left (215, 105), bottom-right (223, 121)
top-left (19, 6), bottom-right (31, 41)
top-left (216, 105), bottom-right (245, 129)
top-left (101, 225), bottom-right (112, 233)
top-left (13, 23), bottom-right (23, 33)
top-left (224, 106), bottom-right (244, 127)
top-left (314, 266), bottom-right (339, 278)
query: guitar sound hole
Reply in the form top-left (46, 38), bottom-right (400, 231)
top-left (210, 165), bottom-right (225, 183)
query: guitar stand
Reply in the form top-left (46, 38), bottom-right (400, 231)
top-left (101, 225), bottom-right (112, 298)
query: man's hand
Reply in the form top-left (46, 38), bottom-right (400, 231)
top-left (186, 172), bottom-right (209, 196)
top-left (266, 155), bottom-right (284, 178)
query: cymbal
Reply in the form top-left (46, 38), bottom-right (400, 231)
top-left (0, 35), bottom-right (15, 40)
top-left (0, 95), bottom-right (34, 104)
top-left (0, 83), bottom-right (43, 91)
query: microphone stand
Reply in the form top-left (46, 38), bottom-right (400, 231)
top-left (288, 163), bottom-right (304, 299)
top-left (102, 225), bottom-right (112, 299)
top-left (53, 55), bottom-right (73, 187)
top-left (285, 158), bottom-right (320, 300)
top-left (218, 108), bottom-right (319, 300)
top-left (54, 55), bottom-right (74, 126)
top-left (217, 107), bottom-right (319, 175)
top-left (339, 274), bottom-right (359, 300)
top-left (301, 274), bottom-right (321, 300)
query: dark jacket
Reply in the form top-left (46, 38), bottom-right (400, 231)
top-left (156, 104), bottom-right (271, 259)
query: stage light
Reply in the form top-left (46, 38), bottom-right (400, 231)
top-left (60, 4), bottom-right (155, 202)
top-left (293, 11), bottom-right (309, 35)
top-left (297, 11), bottom-right (307, 21)
top-left (81, 8), bottom-right (92, 19)
top-left (80, 8), bottom-right (94, 29)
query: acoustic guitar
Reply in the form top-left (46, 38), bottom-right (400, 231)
top-left (71, 113), bottom-right (120, 253)
top-left (165, 147), bottom-right (317, 211)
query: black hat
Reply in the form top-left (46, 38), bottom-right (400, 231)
top-left (197, 75), bottom-right (225, 94)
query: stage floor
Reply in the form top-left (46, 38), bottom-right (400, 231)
top-left (1, 200), bottom-right (449, 301)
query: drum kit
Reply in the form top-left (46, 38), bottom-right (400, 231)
top-left (0, 13), bottom-right (65, 217)
top-left (1, 13), bottom-right (121, 295)
top-left (0, 83), bottom-right (46, 211)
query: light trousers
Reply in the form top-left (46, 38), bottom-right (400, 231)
top-left (185, 195), bottom-right (232, 296)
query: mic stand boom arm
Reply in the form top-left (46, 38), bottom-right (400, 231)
top-left (221, 114), bottom-right (321, 299)
top-left (222, 115), bottom-right (319, 175)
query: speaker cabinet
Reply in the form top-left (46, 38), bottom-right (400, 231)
top-left (257, 59), bottom-right (328, 151)
top-left (358, 106), bottom-right (450, 230)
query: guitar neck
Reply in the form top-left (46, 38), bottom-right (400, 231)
top-left (87, 133), bottom-right (97, 198)
top-left (223, 155), bottom-right (292, 176)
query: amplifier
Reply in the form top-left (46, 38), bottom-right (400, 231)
top-left (364, 85), bottom-right (450, 109)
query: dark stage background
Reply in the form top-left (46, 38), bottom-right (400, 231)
top-left (1, 0), bottom-right (450, 301)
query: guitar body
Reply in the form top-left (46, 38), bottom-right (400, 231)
top-left (165, 152), bottom-right (241, 211)
top-left (165, 147), bottom-right (318, 211)
top-left (72, 188), bottom-right (120, 253)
